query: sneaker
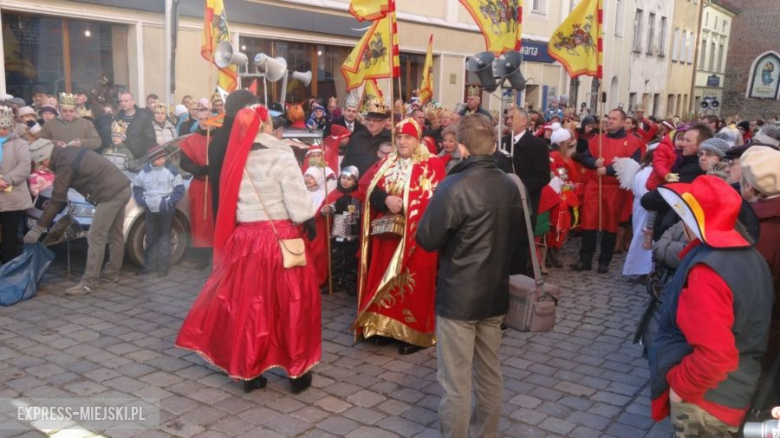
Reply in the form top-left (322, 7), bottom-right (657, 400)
top-left (99, 273), bottom-right (120, 283)
top-left (66, 282), bottom-right (96, 296)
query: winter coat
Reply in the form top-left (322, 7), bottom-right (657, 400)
top-left (153, 120), bottom-right (177, 146)
top-left (341, 128), bottom-right (392, 177)
top-left (38, 117), bottom-right (101, 150)
top-left (653, 221), bottom-right (686, 269)
top-left (752, 196), bottom-right (780, 294)
top-left (37, 146), bottom-right (131, 228)
top-left (0, 133), bottom-right (34, 212)
top-left (93, 113), bottom-right (114, 152)
top-left (416, 156), bottom-right (525, 320)
top-left (115, 105), bottom-right (156, 158)
top-left (132, 163), bottom-right (185, 214)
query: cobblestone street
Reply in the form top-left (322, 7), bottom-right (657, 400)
top-left (0, 240), bottom-right (674, 437)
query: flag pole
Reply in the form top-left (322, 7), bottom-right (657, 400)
top-left (204, 56), bottom-right (214, 222)
top-left (322, 163), bottom-right (333, 296)
top-left (597, 80), bottom-right (604, 232)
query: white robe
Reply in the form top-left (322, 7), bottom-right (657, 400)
top-left (622, 165), bottom-right (654, 276)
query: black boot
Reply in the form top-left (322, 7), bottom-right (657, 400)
top-left (572, 230), bottom-right (597, 271)
top-left (598, 231), bottom-right (617, 273)
top-left (398, 342), bottom-right (423, 355)
top-left (243, 375), bottom-right (267, 393)
top-left (136, 266), bottom-right (154, 275)
top-left (370, 335), bottom-right (394, 346)
top-left (290, 372), bottom-right (312, 394)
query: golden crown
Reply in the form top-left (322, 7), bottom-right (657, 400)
top-left (366, 97), bottom-right (389, 114)
top-left (153, 103), bottom-right (168, 115)
top-left (76, 106), bottom-right (93, 118)
top-left (328, 96), bottom-right (338, 106)
top-left (0, 106), bottom-right (14, 128)
top-left (467, 85), bottom-right (481, 98)
top-left (345, 92), bottom-right (360, 109)
top-left (211, 92), bottom-right (223, 102)
top-left (111, 120), bottom-right (127, 136)
top-left (59, 93), bottom-right (76, 107)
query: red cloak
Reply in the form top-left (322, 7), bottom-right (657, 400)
top-left (353, 150), bottom-right (445, 347)
top-left (179, 133), bottom-right (215, 248)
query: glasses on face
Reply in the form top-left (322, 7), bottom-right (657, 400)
top-left (365, 119), bottom-right (382, 124)
top-left (698, 150), bottom-right (718, 158)
top-left (61, 109), bottom-right (76, 114)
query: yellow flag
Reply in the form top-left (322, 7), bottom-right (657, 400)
top-left (360, 79), bottom-right (385, 112)
top-left (341, 13), bottom-right (398, 90)
top-left (419, 35), bottom-right (434, 105)
top-left (349, 0), bottom-right (390, 21)
top-left (547, 0), bottom-right (603, 78)
top-left (459, 0), bottom-right (522, 55)
top-left (201, 0), bottom-right (237, 91)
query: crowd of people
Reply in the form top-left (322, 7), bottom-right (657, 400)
top-left (1, 83), bottom-right (779, 436)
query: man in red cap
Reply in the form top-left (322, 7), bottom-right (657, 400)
top-left (648, 176), bottom-right (774, 436)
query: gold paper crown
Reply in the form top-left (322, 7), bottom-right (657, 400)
top-left (59, 93), bottom-right (76, 107)
top-left (76, 106), bottom-right (93, 118)
top-left (0, 106), bottom-right (14, 128)
top-left (211, 92), bottom-right (223, 103)
top-left (440, 107), bottom-right (454, 119)
top-left (111, 120), bottom-right (127, 136)
top-left (328, 96), bottom-right (338, 106)
top-left (366, 97), bottom-right (389, 114)
top-left (153, 103), bottom-right (168, 115)
top-left (467, 85), bottom-right (481, 98)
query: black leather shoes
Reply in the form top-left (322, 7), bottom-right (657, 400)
top-left (243, 375), bottom-right (267, 393)
top-left (370, 336), bottom-right (394, 346)
top-left (597, 264), bottom-right (609, 274)
top-left (570, 262), bottom-right (591, 272)
top-left (136, 266), bottom-right (154, 275)
top-left (290, 372), bottom-right (312, 394)
top-left (398, 343), bottom-right (423, 355)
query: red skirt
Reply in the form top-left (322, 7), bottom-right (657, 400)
top-left (175, 220), bottom-right (321, 380)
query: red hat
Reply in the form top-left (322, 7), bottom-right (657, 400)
top-left (422, 136), bottom-right (437, 154)
top-left (395, 118), bottom-right (422, 140)
top-left (305, 145), bottom-right (323, 156)
top-left (658, 175), bottom-right (749, 249)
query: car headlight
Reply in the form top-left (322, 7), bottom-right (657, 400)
top-left (71, 203), bottom-right (96, 218)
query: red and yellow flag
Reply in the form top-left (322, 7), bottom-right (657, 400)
top-left (459, 0), bottom-right (522, 55)
top-left (201, 0), bottom-right (237, 91)
top-left (349, 0), bottom-right (391, 21)
top-left (341, 1), bottom-right (400, 90)
top-left (418, 35), bottom-right (434, 105)
top-left (360, 79), bottom-right (385, 112)
top-left (547, 0), bottom-right (603, 78)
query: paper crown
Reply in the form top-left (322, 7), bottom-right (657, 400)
top-left (76, 107), bottom-right (93, 119)
top-left (153, 103), bottom-right (168, 115)
top-left (111, 120), bottom-right (127, 137)
top-left (345, 92), bottom-right (359, 109)
top-left (211, 92), bottom-right (223, 103)
top-left (0, 106), bottom-right (14, 128)
top-left (365, 97), bottom-right (390, 117)
top-left (328, 96), bottom-right (338, 106)
top-left (467, 85), bottom-right (481, 98)
top-left (59, 93), bottom-right (76, 107)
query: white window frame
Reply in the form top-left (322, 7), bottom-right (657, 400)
top-left (672, 28), bottom-right (681, 62)
top-left (531, 0), bottom-right (547, 16)
top-left (633, 9), bottom-right (644, 53)
top-left (646, 12), bottom-right (655, 55)
top-left (614, 0), bottom-right (623, 37)
top-left (658, 17), bottom-right (667, 56)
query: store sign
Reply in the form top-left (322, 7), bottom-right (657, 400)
top-left (747, 51), bottom-right (780, 100)
top-left (707, 75), bottom-right (720, 87)
top-left (521, 41), bottom-right (555, 64)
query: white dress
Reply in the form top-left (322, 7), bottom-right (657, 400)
top-left (622, 165), bottom-right (654, 276)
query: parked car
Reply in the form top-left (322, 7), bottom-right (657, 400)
top-left (26, 136), bottom-right (194, 266)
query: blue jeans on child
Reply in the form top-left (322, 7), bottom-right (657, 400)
top-left (145, 212), bottom-right (172, 270)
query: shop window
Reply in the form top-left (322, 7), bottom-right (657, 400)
top-left (3, 12), bottom-right (128, 107)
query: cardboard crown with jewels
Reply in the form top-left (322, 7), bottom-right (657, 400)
top-left (59, 93), bottom-right (77, 107)
top-left (153, 103), bottom-right (168, 115)
top-left (0, 106), bottom-right (14, 128)
top-left (467, 86), bottom-right (481, 98)
top-left (111, 120), bottom-right (127, 139)
top-left (345, 93), bottom-right (360, 109)
top-left (365, 97), bottom-right (390, 119)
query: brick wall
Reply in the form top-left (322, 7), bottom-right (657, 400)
top-left (721, 0), bottom-right (780, 119)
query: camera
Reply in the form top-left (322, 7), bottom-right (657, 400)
top-left (743, 419), bottom-right (780, 438)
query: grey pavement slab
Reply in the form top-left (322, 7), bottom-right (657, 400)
top-left (0, 240), bottom-right (667, 437)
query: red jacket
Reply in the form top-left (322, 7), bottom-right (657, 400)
top-left (646, 135), bottom-right (678, 191)
top-left (637, 118), bottom-right (659, 143)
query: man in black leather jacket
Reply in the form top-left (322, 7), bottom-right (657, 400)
top-left (417, 114), bottom-right (525, 438)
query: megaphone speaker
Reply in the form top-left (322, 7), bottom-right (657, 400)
top-left (492, 51), bottom-right (525, 91)
top-left (701, 100), bottom-right (710, 109)
top-left (710, 100), bottom-right (720, 109)
top-left (292, 71), bottom-right (312, 87)
top-left (215, 41), bottom-right (248, 69)
top-left (467, 52), bottom-right (498, 92)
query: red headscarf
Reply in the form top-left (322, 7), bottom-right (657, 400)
top-left (213, 106), bottom-right (267, 266)
top-left (323, 124), bottom-right (350, 171)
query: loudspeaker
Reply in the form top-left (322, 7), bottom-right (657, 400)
top-left (214, 41), bottom-right (248, 69)
top-left (710, 99), bottom-right (720, 109)
top-left (492, 50), bottom-right (525, 90)
top-left (701, 100), bottom-right (710, 109)
top-left (254, 53), bottom-right (288, 82)
top-left (291, 71), bottom-right (312, 87)
top-left (467, 52), bottom-right (497, 92)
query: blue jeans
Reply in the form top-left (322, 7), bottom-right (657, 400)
top-left (144, 211), bottom-right (172, 270)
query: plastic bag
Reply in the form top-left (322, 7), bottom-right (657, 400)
top-left (0, 243), bottom-right (55, 306)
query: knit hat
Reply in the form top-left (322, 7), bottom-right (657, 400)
top-left (661, 120), bottom-right (675, 132)
top-left (737, 121), bottom-right (750, 132)
top-left (715, 127), bottom-right (739, 147)
top-left (39, 106), bottom-right (58, 117)
top-left (753, 127), bottom-right (780, 147)
top-left (174, 104), bottom-right (189, 117)
top-left (304, 166), bottom-right (325, 187)
top-left (197, 98), bottom-right (210, 109)
top-left (741, 146), bottom-right (780, 197)
top-left (698, 138), bottom-right (730, 158)
top-left (147, 144), bottom-right (167, 161)
top-left (32, 85), bottom-right (47, 95)
top-left (580, 115), bottom-right (596, 126)
top-left (224, 89), bottom-right (258, 117)
top-left (8, 97), bottom-right (26, 107)
top-left (17, 106), bottom-right (37, 119)
top-left (29, 138), bottom-right (54, 164)
top-left (550, 126), bottom-right (572, 145)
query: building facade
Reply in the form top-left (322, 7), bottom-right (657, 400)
top-left (693, 0), bottom-right (736, 117)
top-left (665, 0), bottom-right (702, 118)
top-left (720, 0), bottom-right (780, 119)
top-left (626, 0), bottom-right (673, 117)
top-left (0, 0), bottom-right (574, 114)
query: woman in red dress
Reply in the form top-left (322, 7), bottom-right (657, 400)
top-left (175, 106), bottom-right (320, 394)
top-left (354, 118), bottom-right (445, 355)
